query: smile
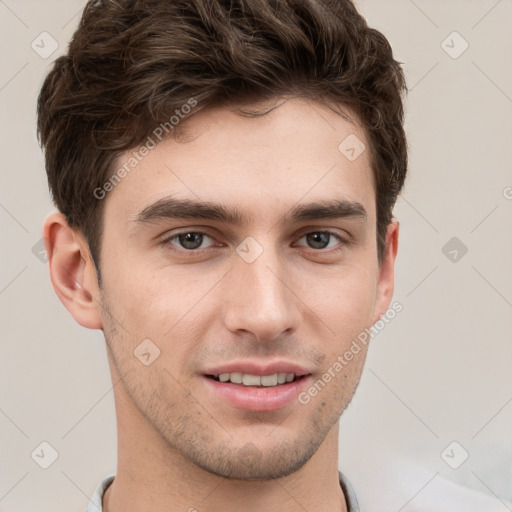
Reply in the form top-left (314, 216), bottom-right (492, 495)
top-left (209, 372), bottom-right (299, 387)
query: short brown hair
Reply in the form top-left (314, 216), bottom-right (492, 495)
top-left (37, 0), bottom-right (407, 276)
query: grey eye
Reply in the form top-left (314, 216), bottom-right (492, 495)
top-left (296, 231), bottom-right (341, 250)
top-left (166, 232), bottom-right (215, 251)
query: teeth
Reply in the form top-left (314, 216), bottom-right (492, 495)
top-left (243, 374), bottom-right (261, 386)
top-left (229, 372), bottom-right (243, 384)
top-left (214, 372), bottom-right (297, 387)
top-left (261, 374), bottom-right (278, 386)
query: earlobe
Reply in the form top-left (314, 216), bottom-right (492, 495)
top-left (43, 212), bottom-right (103, 330)
top-left (371, 219), bottom-right (399, 325)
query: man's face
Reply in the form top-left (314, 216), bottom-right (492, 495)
top-left (95, 97), bottom-right (393, 479)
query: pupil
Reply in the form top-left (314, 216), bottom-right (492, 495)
top-left (307, 232), bottom-right (329, 249)
top-left (180, 233), bottom-right (202, 249)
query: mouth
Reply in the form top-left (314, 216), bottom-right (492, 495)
top-left (202, 364), bottom-right (312, 412)
top-left (206, 372), bottom-right (305, 387)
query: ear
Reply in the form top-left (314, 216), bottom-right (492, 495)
top-left (371, 218), bottom-right (399, 325)
top-left (43, 212), bottom-right (103, 329)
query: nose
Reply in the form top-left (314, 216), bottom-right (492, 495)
top-left (222, 243), bottom-right (301, 343)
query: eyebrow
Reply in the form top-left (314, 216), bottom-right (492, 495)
top-left (132, 196), bottom-right (368, 226)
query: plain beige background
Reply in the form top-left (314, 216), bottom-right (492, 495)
top-left (1, 1), bottom-right (511, 511)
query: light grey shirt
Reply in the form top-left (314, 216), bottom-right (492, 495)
top-left (86, 471), bottom-right (359, 511)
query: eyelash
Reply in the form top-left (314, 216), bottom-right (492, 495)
top-left (161, 229), bottom-right (350, 255)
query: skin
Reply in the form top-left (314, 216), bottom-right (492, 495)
top-left (44, 96), bottom-right (398, 512)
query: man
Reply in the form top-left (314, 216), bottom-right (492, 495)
top-left (37, 0), bottom-right (406, 510)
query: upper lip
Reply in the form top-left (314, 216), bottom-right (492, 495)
top-left (203, 360), bottom-right (311, 377)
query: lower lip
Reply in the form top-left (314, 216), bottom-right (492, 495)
top-left (203, 375), bottom-right (311, 412)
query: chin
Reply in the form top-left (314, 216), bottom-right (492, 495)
top-left (185, 437), bottom-right (318, 481)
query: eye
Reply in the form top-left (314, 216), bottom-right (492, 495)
top-left (165, 231), bottom-right (215, 250)
top-left (295, 230), bottom-right (344, 250)
top-left (162, 229), bottom-right (348, 254)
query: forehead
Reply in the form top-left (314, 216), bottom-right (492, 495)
top-left (103, 97), bottom-right (375, 227)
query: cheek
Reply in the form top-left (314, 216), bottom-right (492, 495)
top-left (102, 255), bottom-right (219, 344)
top-left (304, 260), bottom-right (378, 329)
